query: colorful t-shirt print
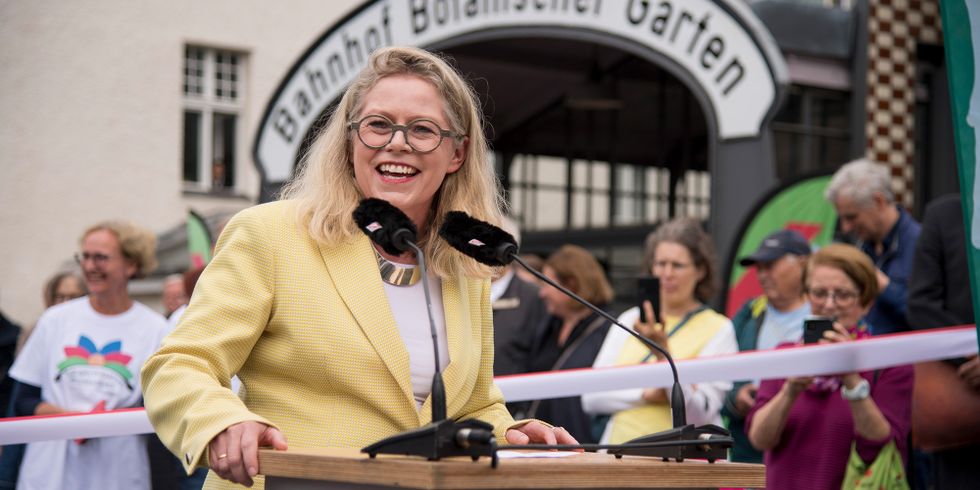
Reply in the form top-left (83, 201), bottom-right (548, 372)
top-left (59, 336), bottom-right (134, 384)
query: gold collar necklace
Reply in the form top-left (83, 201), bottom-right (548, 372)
top-left (375, 248), bottom-right (422, 287)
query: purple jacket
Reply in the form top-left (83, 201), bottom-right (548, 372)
top-left (746, 365), bottom-right (913, 490)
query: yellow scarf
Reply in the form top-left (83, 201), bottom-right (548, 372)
top-left (606, 307), bottom-right (725, 444)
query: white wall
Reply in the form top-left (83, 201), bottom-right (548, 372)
top-left (0, 0), bottom-right (360, 324)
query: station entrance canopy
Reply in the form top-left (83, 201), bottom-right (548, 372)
top-left (252, 0), bottom-right (789, 262)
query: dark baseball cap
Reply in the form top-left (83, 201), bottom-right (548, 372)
top-left (739, 229), bottom-right (811, 266)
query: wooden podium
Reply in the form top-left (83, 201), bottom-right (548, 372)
top-left (258, 447), bottom-right (765, 489)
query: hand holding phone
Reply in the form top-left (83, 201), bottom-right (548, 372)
top-left (636, 277), bottom-right (661, 324)
top-left (803, 316), bottom-right (834, 344)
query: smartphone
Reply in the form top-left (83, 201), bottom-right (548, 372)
top-left (803, 316), bottom-right (834, 344)
top-left (637, 277), bottom-right (661, 324)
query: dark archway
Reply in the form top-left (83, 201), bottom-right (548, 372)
top-left (253, 1), bottom-right (789, 300)
top-left (436, 36), bottom-right (714, 307)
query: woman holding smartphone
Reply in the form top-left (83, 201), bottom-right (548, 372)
top-left (746, 243), bottom-right (913, 489)
top-left (582, 218), bottom-right (737, 444)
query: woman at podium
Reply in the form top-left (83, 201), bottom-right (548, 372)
top-left (141, 46), bottom-right (576, 488)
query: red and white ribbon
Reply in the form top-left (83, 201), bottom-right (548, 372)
top-left (1, 326), bottom-right (976, 446)
top-left (0, 408), bottom-right (152, 445)
top-left (497, 325), bottom-right (978, 401)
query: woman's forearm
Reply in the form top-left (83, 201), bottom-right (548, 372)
top-left (848, 399), bottom-right (891, 440)
top-left (35, 401), bottom-right (67, 415)
top-left (843, 376), bottom-right (891, 441)
top-left (748, 383), bottom-right (801, 451)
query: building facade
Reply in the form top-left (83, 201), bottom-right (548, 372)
top-left (0, 0), bottom-right (953, 324)
top-left (0, 0), bottom-right (359, 323)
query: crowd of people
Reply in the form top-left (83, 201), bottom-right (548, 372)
top-left (0, 46), bottom-right (977, 490)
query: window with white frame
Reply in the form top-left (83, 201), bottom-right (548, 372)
top-left (182, 46), bottom-right (244, 192)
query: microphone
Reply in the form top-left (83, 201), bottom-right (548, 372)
top-left (353, 198), bottom-right (445, 421)
top-left (352, 198), bottom-right (418, 256)
top-left (353, 199), bottom-right (498, 466)
top-left (440, 212), bottom-right (684, 419)
top-left (438, 211), bottom-right (732, 463)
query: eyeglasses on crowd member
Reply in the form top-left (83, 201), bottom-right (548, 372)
top-left (747, 243), bottom-right (913, 490)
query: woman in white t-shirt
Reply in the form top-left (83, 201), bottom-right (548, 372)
top-left (9, 221), bottom-right (168, 490)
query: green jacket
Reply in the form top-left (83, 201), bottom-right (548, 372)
top-left (722, 296), bottom-right (767, 464)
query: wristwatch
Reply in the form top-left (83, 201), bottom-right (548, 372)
top-left (840, 379), bottom-right (871, 401)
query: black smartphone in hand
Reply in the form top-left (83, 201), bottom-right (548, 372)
top-left (637, 277), bottom-right (661, 324)
top-left (803, 316), bottom-right (834, 344)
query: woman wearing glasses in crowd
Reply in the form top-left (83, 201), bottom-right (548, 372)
top-left (8, 221), bottom-right (169, 490)
top-left (582, 217), bottom-right (737, 444)
top-left (141, 46), bottom-right (575, 489)
top-left (746, 243), bottom-right (913, 489)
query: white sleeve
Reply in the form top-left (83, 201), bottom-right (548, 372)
top-left (671, 319), bottom-right (738, 426)
top-left (582, 307), bottom-right (646, 415)
top-left (8, 311), bottom-right (53, 387)
top-left (164, 304), bottom-right (186, 336)
top-left (592, 307), bottom-right (639, 368)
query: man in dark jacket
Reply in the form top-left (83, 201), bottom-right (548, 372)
top-left (825, 159), bottom-right (921, 334)
top-left (907, 193), bottom-right (979, 488)
top-left (491, 269), bottom-right (548, 377)
top-left (490, 217), bottom-right (549, 378)
top-left (722, 229), bottom-right (811, 463)
top-left (489, 218), bottom-right (549, 418)
top-left (0, 311), bottom-right (20, 416)
top-left (0, 311), bottom-right (23, 489)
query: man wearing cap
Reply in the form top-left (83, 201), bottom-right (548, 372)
top-left (722, 229), bottom-right (811, 463)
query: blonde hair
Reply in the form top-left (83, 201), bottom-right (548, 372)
top-left (280, 46), bottom-right (505, 279)
top-left (81, 220), bottom-right (158, 279)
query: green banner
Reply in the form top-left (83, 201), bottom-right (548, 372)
top-left (941, 0), bottom-right (980, 345)
top-left (187, 210), bottom-right (213, 269)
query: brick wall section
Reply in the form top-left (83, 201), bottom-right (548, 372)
top-left (866, 0), bottom-right (942, 208)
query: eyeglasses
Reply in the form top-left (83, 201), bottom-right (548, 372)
top-left (53, 293), bottom-right (84, 304)
top-left (349, 114), bottom-right (461, 153)
top-left (806, 287), bottom-right (859, 306)
top-left (75, 252), bottom-right (114, 267)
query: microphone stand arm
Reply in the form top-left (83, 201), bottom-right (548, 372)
top-left (510, 255), bottom-right (685, 425)
top-left (361, 242), bottom-right (498, 467)
top-left (409, 241), bottom-right (446, 423)
top-left (510, 254), bottom-right (731, 463)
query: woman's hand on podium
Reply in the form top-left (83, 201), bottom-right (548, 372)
top-left (208, 421), bottom-right (288, 487)
top-left (505, 421), bottom-right (581, 450)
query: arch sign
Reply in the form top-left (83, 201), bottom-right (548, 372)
top-left (254, 0), bottom-right (786, 183)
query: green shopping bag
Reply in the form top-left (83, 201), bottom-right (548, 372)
top-left (841, 440), bottom-right (909, 490)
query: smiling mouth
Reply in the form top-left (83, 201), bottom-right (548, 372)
top-left (378, 163), bottom-right (419, 178)
top-left (84, 272), bottom-right (107, 283)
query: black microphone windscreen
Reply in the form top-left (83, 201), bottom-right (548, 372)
top-left (438, 211), bottom-right (517, 266)
top-left (352, 198), bottom-right (418, 255)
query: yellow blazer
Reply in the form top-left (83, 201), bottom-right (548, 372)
top-left (141, 200), bottom-right (515, 488)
